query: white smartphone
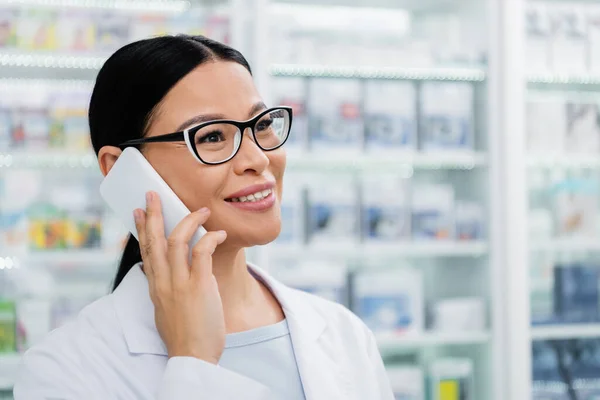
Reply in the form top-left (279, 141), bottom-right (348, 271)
top-left (100, 147), bottom-right (207, 251)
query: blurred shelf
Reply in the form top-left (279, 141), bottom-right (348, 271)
top-left (0, 0), bottom-right (190, 12)
top-left (530, 238), bottom-right (600, 253)
top-left (287, 151), bottom-right (487, 172)
top-left (528, 72), bottom-right (600, 85)
top-left (1, 150), bottom-right (487, 171)
top-left (0, 353), bottom-right (21, 390)
top-left (269, 64), bottom-right (486, 82)
top-left (269, 241), bottom-right (488, 259)
top-left (0, 51), bottom-right (106, 70)
top-left (0, 151), bottom-right (97, 169)
top-left (0, 78), bottom-right (93, 91)
top-left (528, 154), bottom-right (600, 169)
top-left (531, 324), bottom-right (600, 340)
top-left (3, 249), bottom-right (121, 267)
top-left (376, 331), bottom-right (490, 350)
top-left (273, 0), bottom-right (459, 12)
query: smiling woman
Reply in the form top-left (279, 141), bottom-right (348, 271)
top-left (12, 35), bottom-right (395, 400)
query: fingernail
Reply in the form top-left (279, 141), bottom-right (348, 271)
top-left (218, 230), bottom-right (227, 237)
top-left (133, 209), bottom-right (141, 222)
top-left (198, 207), bottom-right (209, 213)
top-left (146, 191), bottom-right (153, 204)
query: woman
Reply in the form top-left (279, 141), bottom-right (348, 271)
top-left (14, 35), bottom-right (394, 399)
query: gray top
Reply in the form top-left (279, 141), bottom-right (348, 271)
top-left (219, 319), bottom-right (306, 400)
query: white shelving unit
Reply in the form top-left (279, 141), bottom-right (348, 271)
top-left (531, 324), bottom-right (600, 341)
top-left (376, 331), bottom-right (491, 350)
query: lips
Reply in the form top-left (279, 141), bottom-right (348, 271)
top-left (225, 181), bottom-right (276, 202)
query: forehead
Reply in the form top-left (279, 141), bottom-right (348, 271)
top-left (153, 61), bottom-right (261, 131)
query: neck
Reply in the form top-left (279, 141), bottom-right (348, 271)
top-left (211, 245), bottom-right (284, 333)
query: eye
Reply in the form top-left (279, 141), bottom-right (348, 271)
top-left (197, 130), bottom-right (224, 144)
top-left (256, 118), bottom-right (273, 131)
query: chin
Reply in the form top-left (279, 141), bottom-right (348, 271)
top-left (240, 223), bottom-right (281, 247)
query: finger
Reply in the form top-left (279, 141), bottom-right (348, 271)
top-left (167, 207), bottom-right (211, 282)
top-left (134, 209), bottom-right (155, 288)
top-left (190, 230), bottom-right (227, 282)
top-left (144, 191), bottom-right (170, 282)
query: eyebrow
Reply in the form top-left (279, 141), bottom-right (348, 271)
top-left (175, 101), bottom-right (267, 132)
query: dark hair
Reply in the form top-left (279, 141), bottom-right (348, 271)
top-left (88, 35), bottom-right (252, 291)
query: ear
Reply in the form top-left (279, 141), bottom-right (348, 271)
top-left (98, 146), bottom-right (122, 177)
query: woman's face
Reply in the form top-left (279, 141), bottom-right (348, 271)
top-left (141, 61), bottom-right (286, 248)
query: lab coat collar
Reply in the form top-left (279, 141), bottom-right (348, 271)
top-left (111, 262), bottom-right (327, 356)
top-left (112, 262), bottom-right (349, 399)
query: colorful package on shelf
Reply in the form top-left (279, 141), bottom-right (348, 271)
top-left (531, 341), bottom-right (567, 400)
top-left (130, 14), bottom-right (170, 43)
top-left (273, 260), bottom-right (348, 306)
top-left (550, 5), bottom-right (587, 74)
top-left (14, 107), bottom-right (51, 150)
top-left (551, 178), bottom-right (599, 237)
top-left (526, 96), bottom-right (565, 153)
top-left (361, 173), bottom-right (410, 242)
top-left (0, 106), bottom-right (11, 150)
top-left (564, 100), bottom-right (600, 153)
top-left (454, 201), bottom-right (484, 241)
top-left (308, 79), bottom-right (363, 154)
top-left (270, 77), bottom-right (308, 154)
top-left (411, 184), bottom-right (455, 240)
top-left (525, 3), bottom-right (553, 72)
top-left (275, 173), bottom-right (305, 244)
top-left (554, 264), bottom-right (600, 324)
top-left (0, 9), bottom-right (17, 48)
top-left (386, 365), bottom-right (425, 400)
top-left (28, 203), bottom-right (68, 251)
top-left (95, 13), bottom-right (130, 52)
top-left (0, 299), bottom-right (16, 353)
top-left (306, 176), bottom-right (359, 245)
top-left (428, 358), bottom-right (474, 400)
top-left (49, 91), bottom-right (92, 150)
top-left (0, 170), bottom-right (41, 252)
top-left (419, 82), bottom-right (474, 152)
top-left (364, 80), bottom-right (416, 154)
top-left (353, 267), bottom-right (424, 336)
top-left (204, 15), bottom-right (230, 44)
top-left (55, 10), bottom-right (95, 52)
top-left (589, 6), bottom-right (600, 74)
top-left (16, 9), bottom-right (57, 51)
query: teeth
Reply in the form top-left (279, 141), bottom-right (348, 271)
top-left (229, 189), bottom-right (272, 203)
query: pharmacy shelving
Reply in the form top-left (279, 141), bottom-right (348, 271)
top-left (269, 241), bottom-right (488, 259)
top-left (269, 64), bottom-right (486, 82)
top-left (531, 324), bottom-right (600, 341)
top-left (530, 238), bottom-right (600, 253)
top-left (376, 331), bottom-right (491, 351)
top-left (0, 353), bottom-right (20, 391)
top-left (0, 250), bottom-right (121, 266)
top-left (528, 154), bottom-right (600, 169)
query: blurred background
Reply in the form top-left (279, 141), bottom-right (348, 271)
top-left (0, 0), bottom-right (599, 399)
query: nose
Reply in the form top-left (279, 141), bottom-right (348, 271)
top-left (232, 127), bottom-right (269, 175)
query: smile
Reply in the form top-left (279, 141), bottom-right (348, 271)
top-left (226, 189), bottom-right (273, 203)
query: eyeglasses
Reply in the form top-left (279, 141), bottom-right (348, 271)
top-left (118, 106), bottom-right (293, 165)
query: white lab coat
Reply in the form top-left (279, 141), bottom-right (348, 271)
top-left (14, 263), bottom-right (395, 399)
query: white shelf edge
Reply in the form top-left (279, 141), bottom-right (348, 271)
top-left (530, 238), bottom-right (600, 253)
top-left (2, 249), bottom-right (122, 266)
top-left (376, 331), bottom-right (491, 349)
top-left (0, 51), bottom-right (107, 70)
top-left (531, 324), bottom-right (600, 340)
top-left (528, 154), bottom-right (600, 169)
top-left (287, 151), bottom-right (487, 172)
top-left (528, 72), bottom-right (600, 85)
top-left (0, 151), bottom-right (98, 169)
top-left (269, 241), bottom-right (488, 258)
top-left (0, 0), bottom-right (190, 13)
top-left (269, 64), bottom-right (486, 81)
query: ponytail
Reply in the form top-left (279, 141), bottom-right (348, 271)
top-left (112, 234), bottom-right (142, 291)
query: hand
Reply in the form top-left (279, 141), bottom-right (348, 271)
top-left (134, 191), bottom-right (227, 364)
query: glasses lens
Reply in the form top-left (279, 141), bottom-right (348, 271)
top-left (193, 123), bottom-right (241, 163)
top-left (254, 109), bottom-right (290, 150)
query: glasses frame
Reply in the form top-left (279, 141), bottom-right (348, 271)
top-left (118, 106), bottom-right (293, 165)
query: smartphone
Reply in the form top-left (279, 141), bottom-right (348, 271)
top-left (100, 147), bottom-right (206, 251)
